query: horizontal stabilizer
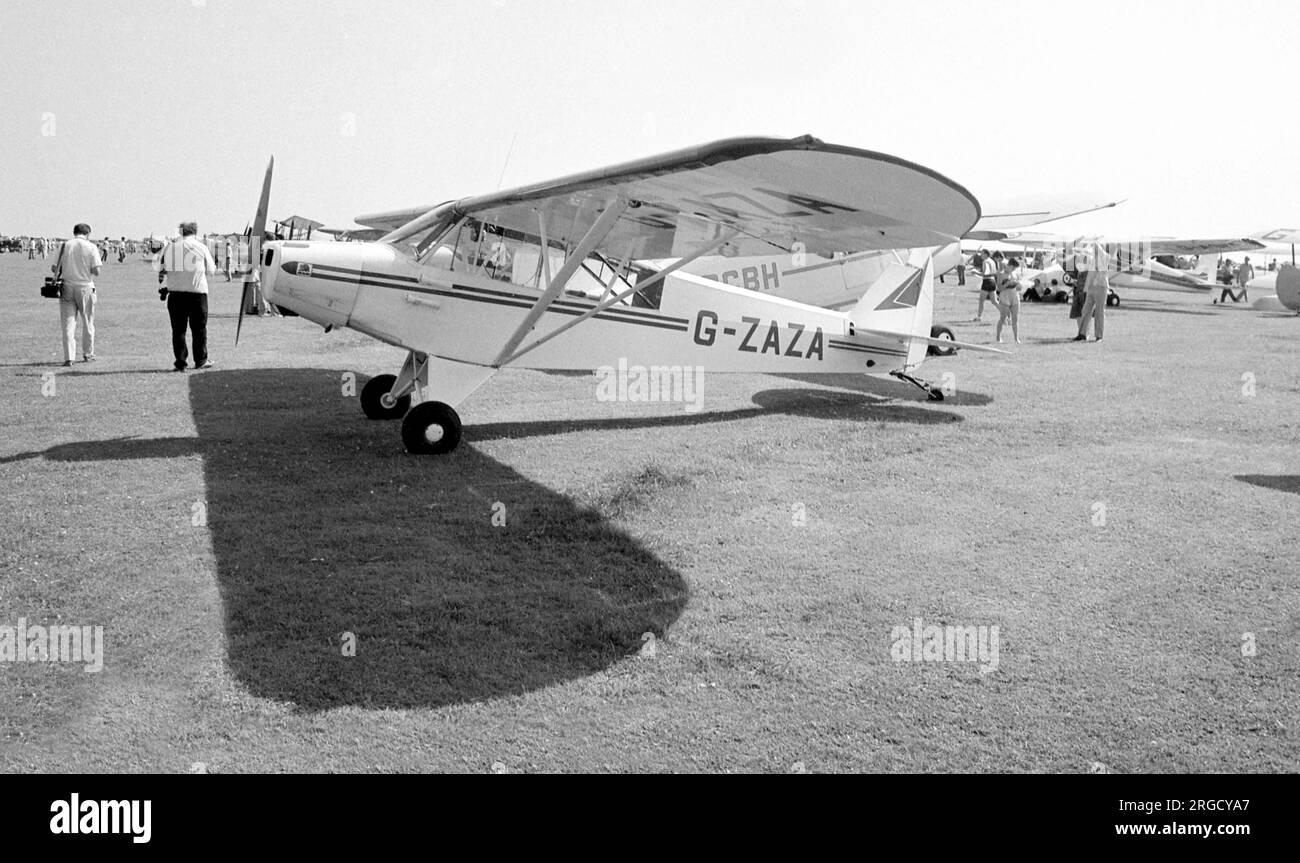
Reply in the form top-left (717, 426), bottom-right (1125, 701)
top-left (853, 326), bottom-right (1011, 354)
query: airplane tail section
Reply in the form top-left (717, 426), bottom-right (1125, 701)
top-left (849, 249), bottom-right (934, 371)
top-left (1193, 252), bottom-right (1221, 282)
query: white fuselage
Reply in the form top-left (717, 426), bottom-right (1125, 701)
top-left (259, 240), bottom-right (919, 404)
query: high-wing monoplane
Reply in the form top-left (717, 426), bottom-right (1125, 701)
top-left (967, 229), bottom-right (1266, 304)
top-left (240, 136), bottom-right (1005, 454)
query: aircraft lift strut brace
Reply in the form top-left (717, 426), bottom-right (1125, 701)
top-left (491, 199), bottom-right (631, 368)
top-left (501, 226), bottom-right (743, 367)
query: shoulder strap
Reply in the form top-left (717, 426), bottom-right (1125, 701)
top-left (55, 241), bottom-right (68, 279)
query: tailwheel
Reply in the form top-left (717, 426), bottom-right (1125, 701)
top-left (1106, 291), bottom-right (1121, 307)
top-left (402, 401), bottom-right (462, 454)
top-left (361, 374), bottom-right (410, 420)
top-left (890, 370), bottom-right (945, 401)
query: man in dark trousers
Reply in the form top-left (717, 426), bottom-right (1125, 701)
top-left (156, 222), bottom-right (216, 371)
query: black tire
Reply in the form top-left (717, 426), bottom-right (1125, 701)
top-left (401, 401), bottom-right (462, 454)
top-left (1106, 292), bottom-right (1120, 308)
top-left (361, 374), bottom-right (410, 420)
top-left (1054, 290), bottom-right (1069, 303)
top-left (928, 324), bottom-right (957, 357)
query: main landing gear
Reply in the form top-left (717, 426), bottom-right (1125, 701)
top-left (890, 370), bottom-right (945, 401)
top-left (361, 351), bottom-right (463, 454)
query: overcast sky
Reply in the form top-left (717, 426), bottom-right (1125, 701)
top-left (3, 0), bottom-right (1297, 240)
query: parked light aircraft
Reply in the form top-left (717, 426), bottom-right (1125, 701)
top-left (238, 136), bottom-right (1006, 454)
top-left (967, 229), bottom-right (1265, 304)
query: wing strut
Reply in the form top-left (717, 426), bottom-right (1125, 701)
top-left (500, 227), bottom-right (741, 367)
top-left (490, 199), bottom-right (630, 367)
top-left (537, 208), bottom-right (553, 290)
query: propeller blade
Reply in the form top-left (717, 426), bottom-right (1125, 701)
top-left (238, 157), bottom-right (273, 346)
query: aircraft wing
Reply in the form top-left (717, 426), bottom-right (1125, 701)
top-left (1142, 237), bottom-right (1264, 256)
top-left (371, 135), bottom-right (981, 259)
top-left (1251, 228), bottom-right (1300, 245)
top-left (968, 193), bottom-right (1123, 235)
top-left (355, 205), bottom-right (441, 233)
top-left (317, 226), bottom-right (389, 242)
top-left (965, 230), bottom-right (1263, 256)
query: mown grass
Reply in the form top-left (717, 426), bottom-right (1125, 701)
top-left (0, 253), bottom-right (1296, 772)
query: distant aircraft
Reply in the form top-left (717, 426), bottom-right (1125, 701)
top-left (966, 229), bottom-right (1266, 304)
top-left (140, 233), bottom-right (171, 261)
top-left (238, 136), bottom-right (1007, 454)
top-left (273, 215), bottom-right (327, 241)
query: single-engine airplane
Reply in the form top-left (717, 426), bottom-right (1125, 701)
top-left (239, 136), bottom-right (1005, 454)
top-left (967, 229), bottom-right (1266, 304)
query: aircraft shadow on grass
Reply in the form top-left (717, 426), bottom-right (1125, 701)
top-left (762, 371), bottom-right (992, 407)
top-left (1235, 474), bottom-right (1300, 496)
top-left (471, 383), bottom-right (965, 442)
top-left (1, 368), bottom-right (966, 711)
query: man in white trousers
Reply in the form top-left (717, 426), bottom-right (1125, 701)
top-left (1073, 243), bottom-right (1109, 342)
top-left (54, 223), bottom-right (103, 366)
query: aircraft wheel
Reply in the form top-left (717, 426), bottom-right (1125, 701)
top-left (1054, 290), bottom-right (1069, 303)
top-left (1106, 292), bottom-right (1121, 308)
top-left (402, 401), bottom-right (462, 454)
top-left (361, 374), bottom-right (410, 420)
top-left (927, 325), bottom-right (957, 357)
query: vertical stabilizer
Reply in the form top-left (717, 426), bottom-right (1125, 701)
top-left (849, 253), bottom-right (935, 371)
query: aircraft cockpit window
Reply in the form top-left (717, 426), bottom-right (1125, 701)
top-left (415, 215), bottom-right (662, 309)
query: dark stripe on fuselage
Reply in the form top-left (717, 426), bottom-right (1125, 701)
top-left (287, 262), bottom-right (691, 326)
top-left (281, 264), bottom-right (690, 332)
top-left (827, 339), bottom-right (907, 358)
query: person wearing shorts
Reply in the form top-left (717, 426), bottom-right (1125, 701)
top-left (995, 256), bottom-right (1022, 344)
top-left (976, 250), bottom-right (999, 321)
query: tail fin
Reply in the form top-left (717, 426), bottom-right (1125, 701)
top-left (1193, 252), bottom-right (1220, 281)
top-left (849, 250), bottom-right (934, 370)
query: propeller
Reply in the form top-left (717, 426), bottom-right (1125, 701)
top-left (237, 156), bottom-right (274, 346)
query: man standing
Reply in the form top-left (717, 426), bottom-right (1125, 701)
top-left (54, 223), bottom-right (103, 366)
top-left (1073, 243), bottom-right (1109, 342)
top-left (1234, 255), bottom-right (1254, 302)
top-left (224, 238), bottom-right (233, 282)
top-left (157, 221), bottom-right (216, 371)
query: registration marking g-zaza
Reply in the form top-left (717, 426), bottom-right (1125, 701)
top-left (692, 309), bottom-right (824, 360)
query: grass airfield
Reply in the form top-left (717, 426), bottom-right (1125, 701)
top-left (0, 252), bottom-right (1296, 773)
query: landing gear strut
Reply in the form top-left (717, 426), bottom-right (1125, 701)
top-left (891, 370), bottom-right (945, 401)
top-left (362, 350), bottom-right (464, 454)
